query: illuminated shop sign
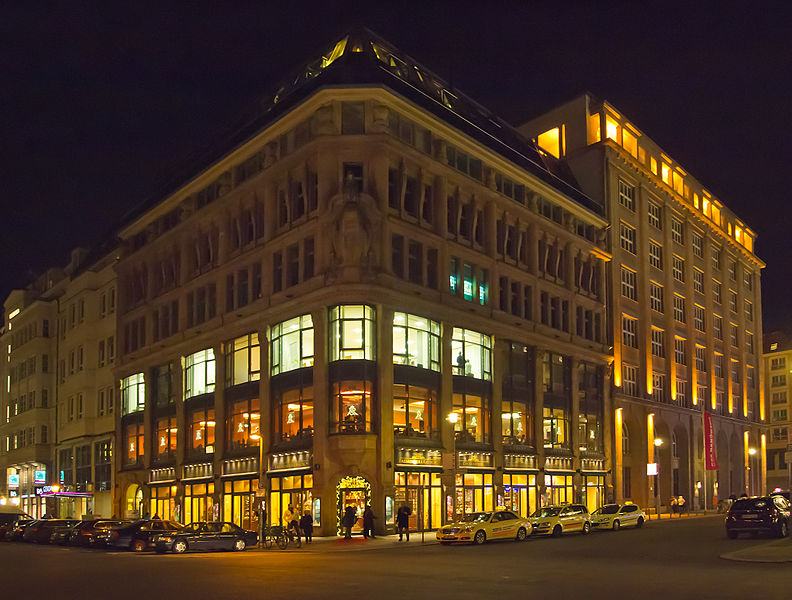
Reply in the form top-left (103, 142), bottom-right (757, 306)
top-left (7, 474), bottom-right (19, 488)
top-left (395, 448), bottom-right (442, 467)
top-left (34, 470), bottom-right (46, 485)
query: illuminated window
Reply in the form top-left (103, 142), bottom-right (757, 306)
top-left (621, 267), bottom-right (637, 301)
top-left (622, 128), bottom-right (638, 158)
top-left (121, 373), bottom-right (145, 415)
top-left (674, 338), bottom-right (687, 365)
top-left (620, 222), bottom-right (636, 254)
top-left (621, 314), bottom-right (638, 348)
top-left (605, 116), bottom-right (620, 142)
top-left (184, 348), bottom-right (216, 399)
top-left (273, 384), bottom-right (313, 443)
top-left (673, 295), bottom-right (686, 323)
top-left (124, 422), bottom-right (144, 465)
top-left (452, 327), bottom-right (492, 380)
top-left (647, 201), bottom-right (662, 229)
top-left (650, 282), bottom-right (664, 313)
top-left (332, 379), bottom-right (374, 433)
top-left (651, 328), bottom-right (665, 357)
top-left (618, 180), bottom-right (635, 211)
top-left (329, 305), bottom-right (375, 361)
top-left (225, 333), bottom-right (260, 387)
top-left (588, 112), bottom-right (601, 144)
top-left (188, 406), bottom-right (215, 454)
top-left (661, 163), bottom-right (671, 185)
top-left (226, 396), bottom-right (260, 450)
top-left (156, 415), bottom-right (177, 458)
top-left (393, 312), bottom-right (440, 371)
top-left (271, 314), bottom-right (314, 375)
top-left (650, 156), bottom-right (658, 175)
top-left (537, 127), bottom-right (562, 158)
top-left (394, 384), bottom-right (438, 438)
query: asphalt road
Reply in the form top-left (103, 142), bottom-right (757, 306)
top-left (2, 516), bottom-right (791, 599)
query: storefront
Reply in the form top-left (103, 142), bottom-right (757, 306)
top-left (455, 472), bottom-right (494, 515)
top-left (124, 483), bottom-right (144, 519)
top-left (149, 484), bottom-right (176, 520)
top-left (503, 473), bottom-right (538, 518)
top-left (184, 482), bottom-right (215, 523)
top-left (223, 478), bottom-right (258, 531)
top-left (336, 476), bottom-right (371, 535)
top-left (544, 473), bottom-right (574, 506)
top-left (36, 487), bottom-right (92, 518)
top-left (270, 473), bottom-right (312, 526)
top-left (394, 471), bottom-right (442, 531)
top-left (582, 473), bottom-right (606, 512)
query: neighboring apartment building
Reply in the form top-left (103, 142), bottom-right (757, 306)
top-left (0, 248), bottom-right (118, 518)
top-left (1, 269), bottom-right (63, 517)
top-left (763, 331), bottom-right (792, 492)
top-left (521, 95), bottom-right (767, 508)
top-left (113, 29), bottom-right (612, 535)
top-left (55, 249), bottom-right (118, 518)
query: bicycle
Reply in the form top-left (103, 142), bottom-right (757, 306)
top-left (276, 524), bottom-right (302, 549)
top-left (260, 525), bottom-right (279, 550)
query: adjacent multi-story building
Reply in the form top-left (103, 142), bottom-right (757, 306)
top-left (113, 29), bottom-right (612, 535)
top-left (763, 331), bottom-right (792, 492)
top-left (521, 94), bottom-right (766, 510)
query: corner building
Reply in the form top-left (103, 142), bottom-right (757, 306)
top-left (113, 30), bottom-right (612, 535)
top-left (521, 95), bottom-right (767, 510)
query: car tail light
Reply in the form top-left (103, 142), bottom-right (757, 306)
top-left (112, 531), bottom-right (119, 537)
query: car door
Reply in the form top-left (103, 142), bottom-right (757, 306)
top-left (499, 511), bottom-right (520, 538)
top-left (217, 523), bottom-right (240, 549)
top-left (185, 523), bottom-right (208, 550)
top-left (488, 512), bottom-right (505, 539)
top-left (619, 505), bottom-right (637, 526)
top-left (558, 507), bottom-right (574, 531)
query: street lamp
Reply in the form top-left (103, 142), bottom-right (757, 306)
top-left (447, 412), bottom-right (460, 521)
top-left (747, 447), bottom-right (757, 496)
top-left (653, 439), bottom-right (663, 518)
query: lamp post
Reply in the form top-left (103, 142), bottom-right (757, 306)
top-left (747, 447), bottom-right (757, 496)
top-left (447, 411), bottom-right (459, 520)
top-left (653, 438), bottom-right (663, 518)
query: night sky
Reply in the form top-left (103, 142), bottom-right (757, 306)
top-left (2, 3), bottom-right (790, 333)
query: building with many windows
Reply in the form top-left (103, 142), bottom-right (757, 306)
top-left (521, 94), bottom-right (766, 511)
top-left (112, 29), bottom-right (612, 535)
top-left (763, 332), bottom-right (792, 492)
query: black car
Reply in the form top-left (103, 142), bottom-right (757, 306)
top-left (24, 519), bottom-right (80, 543)
top-left (107, 520), bottom-right (184, 552)
top-left (0, 511), bottom-right (32, 541)
top-left (155, 521), bottom-right (257, 553)
top-left (5, 518), bottom-right (37, 541)
top-left (70, 519), bottom-right (130, 547)
top-left (49, 521), bottom-right (82, 545)
top-left (726, 495), bottom-right (791, 538)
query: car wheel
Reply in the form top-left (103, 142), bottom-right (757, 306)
top-left (777, 521), bottom-right (789, 538)
top-left (582, 522), bottom-right (591, 535)
top-left (473, 530), bottom-right (487, 545)
top-left (612, 520), bottom-right (620, 531)
top-left (727, 530), bottom-right (738, 539)
top-left (552, 525), bottom-right (562, 538)
top-left (173, 540), bottom-right (188, 554)
top-left (636, 517), bottom-right (644, 528)
top-left (131, 539), bottom-right (146, 553)
top-left (516, 527), bottom-right (527, 542)
top-left (233, 539), bottom-right (247, 552)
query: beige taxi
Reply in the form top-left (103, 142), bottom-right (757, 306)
top-left (590, 503), bottom-right (646, 530)
top-left (530, 504), bottom-right (592, 537)
top-left (436, 510), bottom-right (533, 545)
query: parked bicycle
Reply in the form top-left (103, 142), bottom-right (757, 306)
top-left (276, 524), bottom-right (302, 549)
top-left (260, 525), bottom-right (279, 550)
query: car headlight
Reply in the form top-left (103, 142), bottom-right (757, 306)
top-left (540, 522), bottom-right (550, 527)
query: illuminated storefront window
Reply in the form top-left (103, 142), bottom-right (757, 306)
top-left (503, 473), bottom-right (538, 518)
top-left (149, 485), bottom-right (174, 521)
top-left (223, 479), bottom-right (258, 531)
top-left (274, 384), bottom-right (314, 443)
top-left (329, 305), bottom-right (375, 361)
top-left (270, 474), bottom-right (312, 527)
top-left (184, 482), bottom-right (214, 524)
top-left (184, 348), bottom-right (215, 399)
top-left (392, 312), bottom-right (440, 371)
top-left (331, 379), bottom-right (374, 433)
top-left (451, 328), bottom-right (491, 380)
top-left (188, 407), bottom-right (215, 455)
top-left (451, 392), bottom-right (490, 443)
top-left (502, 343), bottom-right (534, 446)
top-left (393, 384), bottom-right (438, 438)
top-left (456, 473), bottom-right (494, 515)
top-left (155, 415), bottom-right (177, 459)
top-left (394, 472), bottom-right (442, 530)
top-left (544, 474), bottom-right (573, 506)
top-left (124, 421), bottom-right (144, 465)
top-left (577, 362), bottom-right (603, 452)
top-left (225, 333), bottom-right (260, 386)
top-left (121, 373), bottom-right (145, 415)
top-left (226, 397), bottom-right (260, 450)
top-left (543, 353), bottom-right (570, 449)
top-left (582, 474), bottom-right (605, 513)
top-left (271, 315), bottom-right (314, 375)
top-left (502, 399), bottom-right (530, 445)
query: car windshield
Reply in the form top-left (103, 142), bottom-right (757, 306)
top-left (594, 505), bottom-right (620, 515)
top-left (532, 507), bottom-right (562, 518)
top-left (733, 498), bottom-right (768, 510)
top-left (460, 512), bottom-right (492, 523)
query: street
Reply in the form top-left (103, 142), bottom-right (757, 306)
top-left (2, 516), bottom-right (790, 599)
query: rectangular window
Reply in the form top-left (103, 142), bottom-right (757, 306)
top-left (694, 305), bottom-right (706, 332)
top-left (745, 300), bottom-right (753, 322)
top-left (772, 374), bottom-right (787, 387)
top-left (651, 328), bottom-right (665, 358)
top-left (329, 305), bottom-right (376, 361)
top-left (621, 315), bottom-right (638, 348)
top-left (650, 282), bottom-right (664, 313)
top-left (772, 391), bottom-right (787, 404)
top-left (673, 294), bottom-right (686, 323)
top-left (729, 259), bottom-right (737, 281)
top-left (622, 364), bottom-right (638, 397)
top-left (621, 267), bottom-right (637, 301)
top-left (451, 327), bottom-right (492, 380)
top-left (408, 241), bottom-right (423, 284)
top-left (671, 217), bottom-right (684, 245)
top-left (714, 354), bottom-right (724, 379)
top-left (672, 255), bottom-right (685, 282)
top-left (696, 346), bottom-right (707, 372)
top-left (693, 269), bottom-right (704, 294)
top-left (341, 101), bottom-right (365, 135)
top-left (121, 373), bottom-right (145, 415)
top-left (647, 201), bottom-right (662, 229)
top-left (649, 241), bottom-right (663, 269)
top-left (712, 246), bottom-right (721, 271)
top-left (271, 314), bottom-right (315, 375)
top-left (746, 331), bottom-right (754, 354)
top-left (730, 323), bottom-right (739, 347)
top-left (676, 379), bottom-right (687, 405)
top-left (729, 290), bottom-right (738, 313)
top-left (674, 338), bottom-right (687, 365)
top-left (184, 348), bottom-right (216, 399)
top-left (653, 373), bottom-right (666, 403)
top-left (620, 222), bottom-right (636, 254)
top-left (393, 312), bottom-right (441, 371)
top-left (713, 280), bottom-right (722, 304)
top-left (771, 357), bottom-right (787, 370)
top-left (692, 232), bottom-right (704, 258)
top-left (744, 270), bottom-right (753, 291)
top-left (225, 333), bottom-right (261, 387)
top-left (618, 180), bottom-right (635, 211)
top-left (272, 251), bottom-right (283, 293)
top-left (713, 314), bottom-right (723, 340)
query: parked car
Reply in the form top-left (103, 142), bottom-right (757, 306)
top-left (5, 518), bottom-right (37, 541)
top-left (50, 521), bottom-right (83, 545)
top-left (107, 520), bottom-right (184, 552)
top-left (725, 495), bottom-right (791, 539)
top-left (23, 519), bottom-right (80, 543)
top-left (590, 504), bottom-right (646, 530)
top-left (436, 510), bottom-right (532, 545)
top-left (70, 519), bottom-right (130, 547)
top-left (155, 522), bottom-right (257, 553)
top-left (0, 509), bottom-right (32, 541)
top-left (531, 504), bottom-right (592, 537)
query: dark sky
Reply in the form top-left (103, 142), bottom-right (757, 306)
top-left (2, 2), bottom-right (790, 332)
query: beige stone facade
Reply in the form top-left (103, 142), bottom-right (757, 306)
top-left (763, 332), bottom-right (792, 492)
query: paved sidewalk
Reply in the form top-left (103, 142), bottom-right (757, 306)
top-left (720, 536), bottom-right (792, 563)
top-left (645, 509), bottom-right (722, 521)
top-left (252, 533), bottom-right (438, 553)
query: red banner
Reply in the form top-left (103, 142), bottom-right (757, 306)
top-left (704, 411), bottom-right (719, 471)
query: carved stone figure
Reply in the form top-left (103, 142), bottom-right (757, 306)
top-left (370, 104), bottom-right (389, 134)
top-left (313, 104), bottom-right (337, 135)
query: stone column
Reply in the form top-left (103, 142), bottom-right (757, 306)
top-left (492, 338), bottom-right (506, 502)
top-left (311, 307), bottom-right (330, 535)
top-left (534, 349), bottom-right (546, 504)
top-left (440, 323), bottom-right (455, 522)
top-left (569, 357), bottom-right (581, 502)
top-left (377, 304), bottom-right (394, 535)
top-left (258, 328), bottom-right (270, 492)
top-left (213, 343), bottom-right (226, 480)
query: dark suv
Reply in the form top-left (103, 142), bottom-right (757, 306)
top-left (725, 495), bottom-right (791, 538)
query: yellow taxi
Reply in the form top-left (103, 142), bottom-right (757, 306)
top-left (590, 503), bottom-right (646, 530)
top-left (530, 504), bottom-right (592, 537)
top-left (436, 510), bottom-right (533, 545)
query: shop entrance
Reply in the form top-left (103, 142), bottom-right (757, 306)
top-left (395, 472), bottom-right (442, 531)
top-left (336, 476), bottom-right (371, 535)
top-left (125, 484), bottom-right (143, 519)
top-left (582, 474), bottom-right (605, 512)
top-left (503, 473), bottom-right (538, 517)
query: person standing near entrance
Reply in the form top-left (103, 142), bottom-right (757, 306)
top-left (396, 503), bottom-right (412, 541)
top-left (342, 505), bottom-right (357, 539)
top-left (283, 504), bottom-right (300, 541)
top-left (362, 505), bottom-right (376, 539)
top-left (299, 511), bottom-right (313, 543)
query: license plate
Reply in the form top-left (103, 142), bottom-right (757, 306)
top-left (741, 515), bottom-right (757, 520)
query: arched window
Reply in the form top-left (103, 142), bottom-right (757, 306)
top-left (672, 432), bottom-right (679, 459)
top-left (622, 423), bottom-right (630, 455)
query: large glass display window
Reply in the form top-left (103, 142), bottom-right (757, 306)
top-left (155, 415), bottom-right (177, 459)
top-left (121, 373), bottom-right (145, 415)
top-left (184, 348), bottom-right (216, 399)
top-left (393, 384), bottom-right (438, 438)
top-left (274, 384), bottom-right (314, 443)
top-left (503, 473), bottom-right (538, 518)
top-left (450, 392), bottom-right (490, 443)
top-left (271, 315), bottom-right (314, 375)
top-left (329, 305), bottom-right (375, 361)
top-left (332, 379), bottom-right (374, 433)
top-left (451, 328), bottom-right (491, 380)
top-left (184, 482), bottom-right (214, 524)
top-left (223, 479), bottom-right (258, 531)
top-left (393, 312), bottom-right (440, 371)
top-left (544, 474), bottom-right (574, 506)
top-left (225, 333), bottom-right (261, 386)
top-left (226, 396), bottom-right (260, 450)
top-left (395, 471), bottom-right (442, 530)
top-left (188, 407), bottom-right (215, 455)
top-left (270, 474), bottom-right (312, 526)
top-left (124, 421), bottom-right (144, 465)
top-left (455, 472), bottom-right (494, 515)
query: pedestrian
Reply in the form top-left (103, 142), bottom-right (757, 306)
top-left (299, 510), bottom-right (313, 543)
top-left (362, 505), bottom-right (376, 539)
top-left (283, 504), bottom-right (300, 542)
top-left (396, 503), bottom-right (412, 541)
top-left (677, 495), bottom-right (686, 514)
top-left (342, 505), bottom-right (357, 539)
top-left (670, 496), bottom-right (678, 515)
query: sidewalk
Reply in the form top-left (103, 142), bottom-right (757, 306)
top-left (720, 536), bottom-right (792, 563)
top-left (645, 509), bottom-right (722, 521)
top-left (252, 533), bottom-right (438, 553)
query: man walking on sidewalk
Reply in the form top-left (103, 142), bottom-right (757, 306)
top-left (396, 503), bottom-right (412, 541)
